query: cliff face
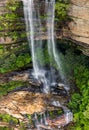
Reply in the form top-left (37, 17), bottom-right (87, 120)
top-left (0, 0), bottom-right (89, 55)
top-left (68, 0), bottom-right (89, 55)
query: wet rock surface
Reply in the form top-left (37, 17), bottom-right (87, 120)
top-left (0, 90), bottom-right (72, 129)
top-left (51, 83), bottom-right (68, 96)
top-left (0, 69), bottom-right (43, 86)
top-left (0, 91), bottom-right (47, 119)
top-left (0, 69), bottom-right (73, 129)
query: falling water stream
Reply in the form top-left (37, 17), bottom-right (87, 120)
top-left (23, 0), bottom-right (73, 129)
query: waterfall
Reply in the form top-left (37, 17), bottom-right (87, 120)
top-left (23, 0), bottom-right (69, 93)
top-left (22, 0), bottom-right (73, 129)
top-left (45, 0), bottom-right (69, 91)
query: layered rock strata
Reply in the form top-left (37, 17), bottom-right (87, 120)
top-left (67, 0), bottom-right (89, 55)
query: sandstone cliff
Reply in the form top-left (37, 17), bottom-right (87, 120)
top-left (67, 0), bottom-right (89, 55)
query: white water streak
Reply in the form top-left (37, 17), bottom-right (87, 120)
top-left (23, 0), bottom-right (50, 93)
top-left (23, 0), bottom-right (39, 79)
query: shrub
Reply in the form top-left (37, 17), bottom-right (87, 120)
top-left (69, 65), bottom-right (89, 130)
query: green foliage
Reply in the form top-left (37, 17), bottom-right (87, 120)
top-left (49, 109), bottom-right (63, 120)
top-left (0, 0), bottom-right (25, 41)
top-left (55, 40), bottom-right (89, 86)
top-left (69, 65), bottom-right (89, 130)
top-left (36, 48), bottom-right (50, 66)
top-left (69, 93), bottom-right (81, 113)
top-left (0, 53), bottom-right (31, 73)
top-left (0, 81), bottom-right (25, 97)
top-left (0, 127), bottom-right (14, 130)
top-left (0, 113), bottom-right (19, 130)
top-left (55, 0), bottom-right (70, 27)
top-left (74, 66), bottom-right (89, 91)
top-left (0, 45), bottom-right (4, 54)
top-left (7, 0), bottom-right (19, 11)
top-left (0, 0), bottom-right (30, 73)
top-left (0, 113), bottom-right (19, 124)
